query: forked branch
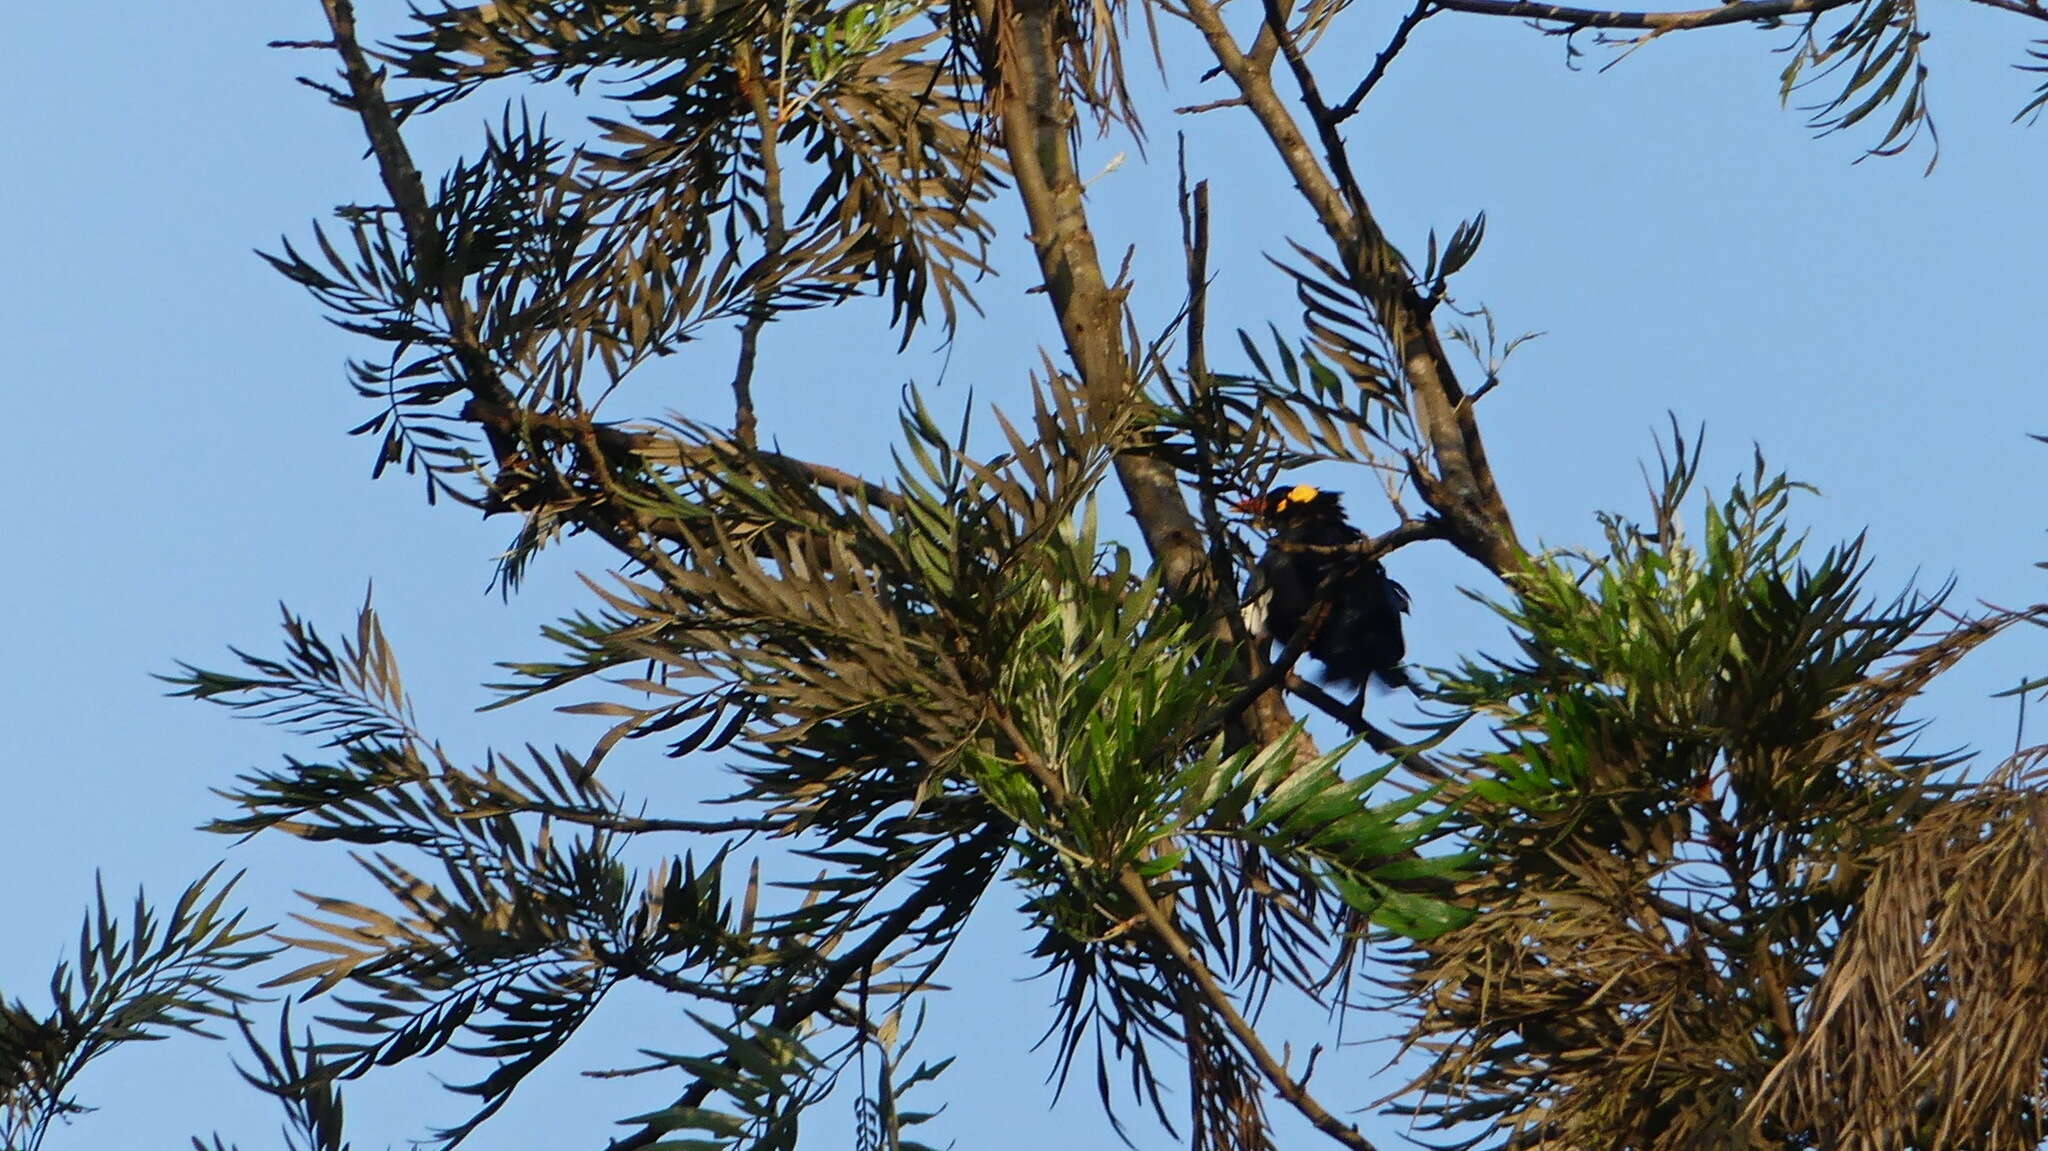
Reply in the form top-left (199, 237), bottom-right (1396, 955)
top-left (1175, 0), bottom-right (1524, 575)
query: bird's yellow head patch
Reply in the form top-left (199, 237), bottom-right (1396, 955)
top-left (1234, 484), bottom-right (1331, 520)
top-left (1276, 484), bottom-right (1322, 512)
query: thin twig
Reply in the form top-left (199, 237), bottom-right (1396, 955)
top-left (1116, 871), bottom-right (1384, 1151)
top-left (731, 42), bottom-right (787, 452)
top-left (1284, 673), bottom-right (1368, 736)
top-left (1179, 152), bottom-right (1242, 641)
top-left (1175, 95), bottom-right (1250, 114)
top-left (1281, 675), bottom-right (1457, 793)
top-left (1333, 0), bottom-right (1435, 120)
top-left (1431, 0), bottom-right (1853, 30)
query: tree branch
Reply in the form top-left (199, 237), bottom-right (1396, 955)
top-left (1431, 0), bottom-right (1847, 29)
top-left (1432, 0), bottom-right (2048, 28)
top-left (1197, 601), bottom-right (1333, 740)
top-left (319, 0), bottom-right (687, 578)
top-left (730, 41), bottom-right (784, 451)
top-left (971, 0), bottom-right (1205, 589)
top-left (1173, 0), bottom-right (1524, 576)
top-left (973, 0), bottom-right (1309, 752)
top-left (1255, 0), bottom-right (1379, 219)
top-left (1264, 515), bottom-right (1451, 562)
top-left (1334, 0), bottom-right (1435, 120)
top-left (1117, 871), bottom-right (1383, 1151)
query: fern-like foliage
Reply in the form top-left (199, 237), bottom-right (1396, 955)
top-left (1394, 429), bottom-right (2039, 1150)
top-left (0, 870), bottom-right (271, 1151)
top-left (36, 0), bottom-right (2048, 1145)
top-left (156, 363), bottom-right (1464, 1151)
top-left (267, 0), bottom-right (1003, 510)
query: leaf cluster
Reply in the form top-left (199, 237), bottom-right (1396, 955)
top-left (1394, 432), bottom-right (2032, 1150)
top-left (1, 871), bottom-right (269, 1151)
top-left (149, 349), bottom-right (1473, 1151)
top-left (271, 0), bottom-right (1003, 507)
top-left (29, 0), bottom-right (2048, 1145)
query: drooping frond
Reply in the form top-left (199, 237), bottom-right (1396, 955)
top-left (1751, 762), bottom-right (2048, 1150)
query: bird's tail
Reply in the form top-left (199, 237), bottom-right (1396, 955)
top-left (1374, 664), bottom-right (1417, 692)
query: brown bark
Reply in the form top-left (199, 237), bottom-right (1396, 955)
top-left (970, 0), bottom-right (1309, 750)
top-left (1178, 0), bottom-right (1524, 576)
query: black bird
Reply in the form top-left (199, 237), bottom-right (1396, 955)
top-left (1235, 484), bottom-right (1413, 693)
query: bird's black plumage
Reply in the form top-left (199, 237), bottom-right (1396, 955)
top-left (1239, 485), bottom-right (1412, 691)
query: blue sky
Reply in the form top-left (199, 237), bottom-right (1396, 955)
top-left (3, 1), bottom-right (2044, 1148)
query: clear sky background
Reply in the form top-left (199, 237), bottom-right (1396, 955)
top-left (3, 1), bottom-right (2044, 1148)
